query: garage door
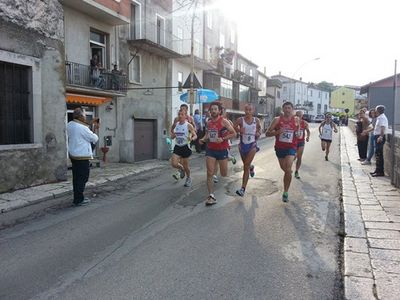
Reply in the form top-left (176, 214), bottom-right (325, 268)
top-left (134, 119), bottom-right (155, 161)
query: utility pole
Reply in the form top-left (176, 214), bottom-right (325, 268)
top-left (391, 60), bottom-right (397, 185)
top-left (189, 0), bottom-right (199, 116)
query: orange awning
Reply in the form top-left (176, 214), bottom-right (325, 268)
top-left (66, 93), bottom-right (111, 106)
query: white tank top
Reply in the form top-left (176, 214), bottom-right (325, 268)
top-left (321, 122), bottom-right (333, 140)
top-left (241, 117), bottom-right (257, 144)
top-left (174, 121), bottom-right (190, 146)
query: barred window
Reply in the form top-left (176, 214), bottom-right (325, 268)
top-left (0, 61), bottom-right (32, 145)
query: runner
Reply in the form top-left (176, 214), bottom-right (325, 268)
top-left (318, 113), bottom-right (338, 161)
top-left (199, 102), bottom-right (236, 206)
top-left (294, 110), bottom-right (310, 179)
top-left (266, 102), bottom-right (300, 202)
top-left (170, 110), bottom-right (197, 187)
top-left (171, 104), bottom-right (196, 132)
top-left (234, 104), bottom-right (261, 196)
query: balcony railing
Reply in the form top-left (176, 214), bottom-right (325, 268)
top-left (66, 61), bottom-right (127, 94)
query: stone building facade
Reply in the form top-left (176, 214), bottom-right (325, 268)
top-left (0, 0), bottom-right (67, 192)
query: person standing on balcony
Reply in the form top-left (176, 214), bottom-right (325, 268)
top-left (67, 108), bottom-right (98, 206)
top-left (90, 54), bottom-right (100, 86)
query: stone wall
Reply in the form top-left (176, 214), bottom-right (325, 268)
top-left (349, 119), bottom-right (400, 188)
top-left (0, 1), bottom-right (66, 193)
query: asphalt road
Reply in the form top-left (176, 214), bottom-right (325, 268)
top-left (0, 124), bottom-right (343, 300)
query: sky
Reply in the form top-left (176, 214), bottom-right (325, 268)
top-left (215, 0), bottom-right (400, 87)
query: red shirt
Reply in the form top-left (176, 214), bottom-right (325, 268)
top-left (297, 119), bottom-right (306, 142)
top-left (275, 116), bottom-right (298, 149)
top-left (207, 116), bottom-right (230, 150)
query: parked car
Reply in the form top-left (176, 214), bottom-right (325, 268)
top-left (333, 116), bottom-right (340, 125)
top-left (315, 114), bottom-right (325, 123)
top-left (302, 114), bottom-right (314, 123)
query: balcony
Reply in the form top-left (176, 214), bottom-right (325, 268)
top-left (59, 0), bottom-right (129, 25)
top-left (232, 70), bottom-right (255, 87)
top-left (128, 22), bottom-right (182, 59)
top-left (66, 61), bottom-right (127, 96)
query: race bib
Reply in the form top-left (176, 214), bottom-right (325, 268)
top-left (209, 129), bottom-right (218, 142)
top-left (297, 130), bottom-right (304, 139)
top-left (279, 129), bottom-right (294, 143)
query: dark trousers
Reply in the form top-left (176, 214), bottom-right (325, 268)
top-left (71, 159), bottom-right (90, 204)
top-left (357, 138), bottom-right (368, 159)
top-left (194, 129), bottom-right (203, 152)
top-left (374, 135), bottom-right (386, 174)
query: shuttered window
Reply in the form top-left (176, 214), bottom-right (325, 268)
top-left (0, 61), bottom-right (32, 145)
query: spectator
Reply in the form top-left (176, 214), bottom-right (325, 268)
top-left (111, 64), bottom-right (122, 90)
top-left (90, 54), bottom-right (100, 85)
top-left (361, 108), bottom-right (377, 165)
top-left (193, 109), bottom-right (203, 153)
top-left (370, 105), bottom-right (389, 177)
top-left (356, 109), bottom-right (370, 161)
top-left (67, 108), bottom-right (99, 206)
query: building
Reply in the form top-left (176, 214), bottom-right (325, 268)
top-left (266, 78), bottom-right (283, 116)
top-left (360, 74), bottom-right (400, 125)
top-left (307, 83), bottom-right (330, 116)
top-left (330, 86), bottom-right (357, 115)
top-left (271, 74), bottom-right (309, 107)
top-left (0, 0), bottom-right (66, 193)
top-left (60, 0), bottom-right (130, 162)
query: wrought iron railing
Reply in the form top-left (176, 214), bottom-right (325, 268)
top-left (66, 61), bottom-right (127, 94)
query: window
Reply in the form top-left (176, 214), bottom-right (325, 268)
top-left (230, 29), bottom-right (235, 44)
top-left (156, 14), bottom-right (165, 46)
top-left (239, 85), bottom-right (249, 101)
top-left (317, 103), bottom-right (321, 114)
top-left (130, 1), bottom-right (141, 39)
top-left (207, 12), bottom-right (212, 29)
top-left (219, 32), bottom-right (225, 48)
top-left (220, 78), bottom-right (232, 99)
top-left (90, 29), bottom-right (107, 68)
top-left (206, 45), bottom-right (212, 62)
top-left (325, 93), bottom-right (328, 99)
top-left (318, 91), bottom-right (321, 98)
top-left (283, 87), bottom-right (287, 93)
top-left (240, 63), bottom-right (245, 73)
top-left (277, 91), bottom-right (281, 99)
top-left (0, 61), bottom-right (33, 145)
top-left (129, 54), bottom-right (141, 83)
top-left (249, 69), bottom-right (253, 77)
top-left (324, 104), bottom-right (328, 113)
top-left (310, 90), bottom-right (313, 97)
top-left (177, 71), bottom-right (183, 90)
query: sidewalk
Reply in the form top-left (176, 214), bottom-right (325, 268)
top-left (341, 126), bottom-right (400, 300)
top-left (0, 159), bottom-right (170, 228)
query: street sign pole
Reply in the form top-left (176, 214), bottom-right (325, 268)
top-left (189, 0), bottom-right (198, 116)
top-left (391, 60), bottom-right (397, 185)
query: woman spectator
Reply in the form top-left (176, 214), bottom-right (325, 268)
top-left (356, 109), bottom-right (370, 161)
top-left (361, 109), bottom-right (377, 165)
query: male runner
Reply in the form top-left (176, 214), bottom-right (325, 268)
top-left (170, 110), bottom-right (197, 187)
top-left (199, 102), bottom-right (236, 206)
top-left (294, 111), bottom-right (310, 179)
top-left (171, 104), bottom-right (196, 131)
top-left (318, 113), bottom-right (338, 161)
top-left (266, 102), bottom-right (300, 202)
top-left (235, 104), bottom-right (261, 196)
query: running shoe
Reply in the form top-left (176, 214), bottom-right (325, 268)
top-left (205, 194), bottom-right (217, 206)
top-left (172, 171), bottom-right (180, 180)
top-left (236, 187), bottom-right (245, 197)
top-left (361, 160), bottom-right (371, 165)
top-left (282, 192), bottom-right (289, 203)
top-left (250, 165), bottom-right (255, 177)
top-left (294, 171), bottom-right (300, 179)
top-left (179, 168), bottom-right (185, 179)
top-left (213, 175), bottom-right (219, 183)
top-left (231, 156), bottom-right (237, 164)
top-left (184, 177), bottom-right (192, 187)
top-left (325, 155), bottom-right (328, 161)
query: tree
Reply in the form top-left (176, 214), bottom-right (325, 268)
top-left (317, 81), bottom-right (335, 93)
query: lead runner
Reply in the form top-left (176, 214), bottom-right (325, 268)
top-left (266, 102), bottom-right (300, 202)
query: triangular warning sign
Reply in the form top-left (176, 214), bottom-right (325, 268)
top-left (182, 73), bottom-right (202, 89)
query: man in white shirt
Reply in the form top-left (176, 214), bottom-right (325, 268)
top-left (370, 105), bottom-right (389, 177)
top-left (67, 108), bottom-right (99, 205)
